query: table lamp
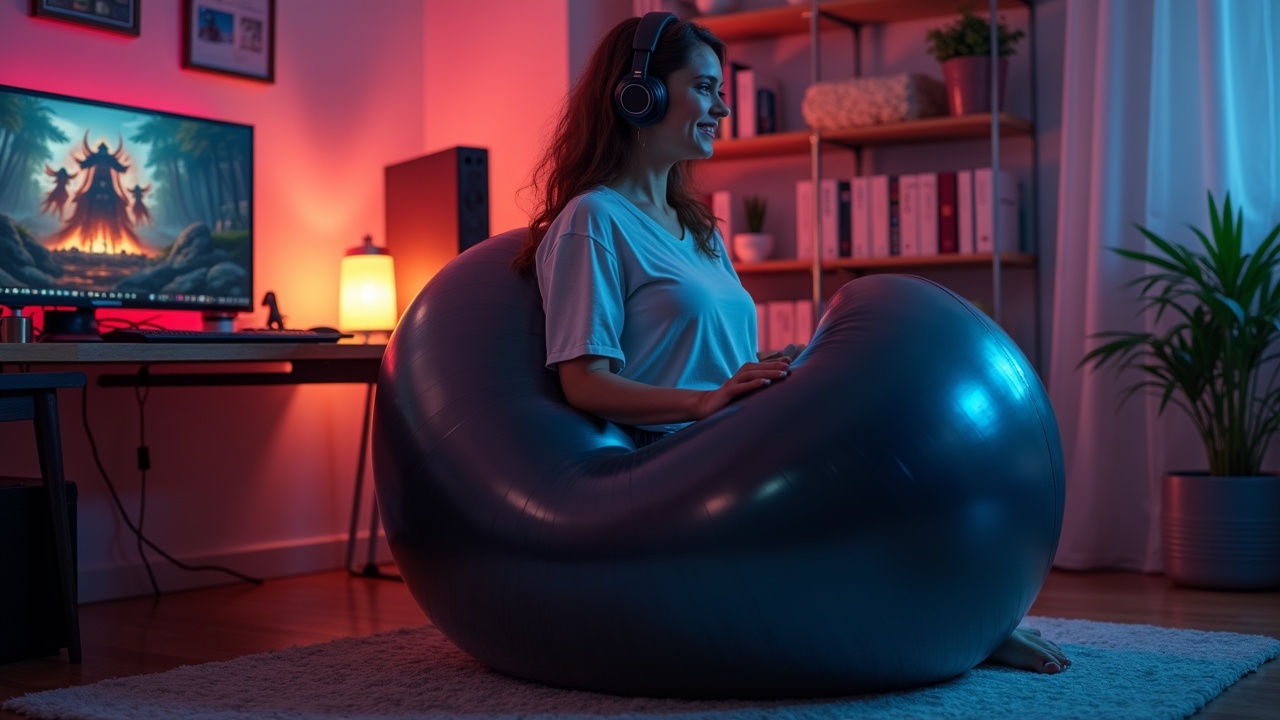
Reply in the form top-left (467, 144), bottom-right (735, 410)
top-left (339, 234), bottom-right (397, 342)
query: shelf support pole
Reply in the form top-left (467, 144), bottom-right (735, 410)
top-left (808, 0), bottom-right (823, 324)
top-left (989, 0), bottom-right (1003, 326)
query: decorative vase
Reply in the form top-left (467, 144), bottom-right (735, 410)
top-left (732, 232), bottom-right (773, 263)
top-left (1162, 472), bottom-right (1280, 590)
top-left (941, 56), bottom-right (1008, 116)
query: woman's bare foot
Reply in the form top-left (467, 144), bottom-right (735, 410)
top-left (983, 627), bottom-right (1071, 673)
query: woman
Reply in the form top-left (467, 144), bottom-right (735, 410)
top-left (514, 12), bottom-right (1070, 676)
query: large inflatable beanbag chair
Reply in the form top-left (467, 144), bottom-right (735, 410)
top-left (373, 228), bottom-right (1064, 699)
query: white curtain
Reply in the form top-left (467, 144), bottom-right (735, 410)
top-left (1048, 0), bottom-right (1280, 571)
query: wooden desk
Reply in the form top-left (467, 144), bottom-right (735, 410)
top-left (0, 341), bottom-right (390, 579)
top-left (0, 342), bottom-right (385, 386)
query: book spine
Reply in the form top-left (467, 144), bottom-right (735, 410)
top-left (888, 175), bottom-right (900, 256)
top-left (852, 176), bottom-right (870, 258)
top-left (736, 67), bottom-right (758, 139)
top-left (796, 180), bottom-right (815, 260)
top-left (818, 179), bottom-right (847, 259)
top-left (838, 180), bottom-right (852, 257)
top-left (725, 61), bottom-right (749, 139)
top-left (793, 299), bottom-right (814, 345)
top-left (712, 190), bottom-right (733, 248)
top-left (756, 302), bottom-right (769, 355)
top-left (917, 173), bottom-right (938, 256)
top-left (870, 174), bottom-right (890, 258)
top-left (768, 300), bottom-right (796, 351)
top-left (957, 169), bottom-right (975, 254)
top-left (937, 171), bottom-right (958, 254)
top-left (899, 174), bottom-right (919, 257)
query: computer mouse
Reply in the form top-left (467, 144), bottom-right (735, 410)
top-left (308, 326), bottom-right (340, 334)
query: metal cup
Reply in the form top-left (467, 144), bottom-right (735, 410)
top-left (1, 315), bottom-right (33, 343)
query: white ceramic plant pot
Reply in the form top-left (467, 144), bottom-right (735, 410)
top-left (733, 232), bottom-right (774, 263)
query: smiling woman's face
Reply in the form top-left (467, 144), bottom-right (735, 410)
top-left (645, 42), bottom-right (729, 163)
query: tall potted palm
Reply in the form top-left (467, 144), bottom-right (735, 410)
top-left (1081, 192), bottom-right (1280, 589)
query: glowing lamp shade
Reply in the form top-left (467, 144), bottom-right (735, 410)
top-left (339, 235), bottom-right (398, 333)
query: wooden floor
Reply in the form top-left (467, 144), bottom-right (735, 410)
top-left (1, 568), bottom-right (1276, 718)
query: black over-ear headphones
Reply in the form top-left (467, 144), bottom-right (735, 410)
top-left (613, 12), bottom-right (677, 127)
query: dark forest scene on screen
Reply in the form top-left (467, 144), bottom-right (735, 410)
top-left (0, 85), bottom-right (253, 312)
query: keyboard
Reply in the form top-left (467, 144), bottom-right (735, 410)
top-left (101, 328), bottom-right (352, 343)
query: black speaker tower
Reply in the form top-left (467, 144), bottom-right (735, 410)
top-left (385, 147), bottom-right (490, 315)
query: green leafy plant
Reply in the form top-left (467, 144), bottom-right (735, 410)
top-left (744, 195), bottom-right (767, 233)
top-left (742, 193), bottom-right (768, 233)
top-left (1079, 192), bottom-right (1280, 476)
top-left (925, 7), bottom-right (1025, 63)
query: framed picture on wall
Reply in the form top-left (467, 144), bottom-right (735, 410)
top-left (182, 0), bottom-right (276, 83)
top-left (29, 0), bottom-right (141, 36)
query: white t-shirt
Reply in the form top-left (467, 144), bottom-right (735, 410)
top-left (536, 186), bottom-right (758, 434)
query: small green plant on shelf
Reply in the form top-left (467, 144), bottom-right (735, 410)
top-left (925, 7), bottom-right (1025, 62)
top-left (744, 195), bottom-right (767, 233)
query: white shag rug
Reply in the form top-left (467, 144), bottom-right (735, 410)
top-left (5, 617), bottom-right (1277, 720)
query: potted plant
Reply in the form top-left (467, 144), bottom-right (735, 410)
top-left (925, 7), bottom-right (1025, 116)
top-left (732, 195), bottom-right (773, 263)
top-left (1080, 191), bottom-right (1280, 590)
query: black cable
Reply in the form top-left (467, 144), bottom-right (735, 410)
top-left (80, 382), bottom-right (263, 590)
top-left (133, 375), bottom-right (159, 596)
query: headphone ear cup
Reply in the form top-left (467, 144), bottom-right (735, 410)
top-left (614, 76), bottom-right (667, 127)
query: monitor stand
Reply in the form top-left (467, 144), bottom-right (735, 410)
top-left (41, 308), bottom-right (104, 342)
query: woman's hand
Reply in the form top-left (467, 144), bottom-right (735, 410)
top-left (693, 357), bottom-right (791, 420)
top-left (756, 343), bottom-right (807, 362)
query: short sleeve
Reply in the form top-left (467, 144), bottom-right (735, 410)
top-left (537, 232), bottom-right (627, 372)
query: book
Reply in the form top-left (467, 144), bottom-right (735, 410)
top-left (917, 173), bottom-right (938, 256)
top-left (756, 302), bottom-right (769, 355)
top-left (851, 176), bottom-right (871, 258)
top-left (936, 171), bottom-right (958, 253)
top-left (756, 86), bottom-right (779, 134)
top-left (724, 61), bottom-right (750, 139)
top-left (796, 180), bottom-right (815, 260)
top-left (957, 169), bottom-right (975, 254)
top-left (870, 175), bottom-right (890, 258)
top-left (819, 178), bottom-right (850, 259)
top-left (711, 190), bottom-right (734, 247)
top-left (888, 175), bottom-right (901, 256)
top-left (768, 300), bottom-right (796, 350)
top-left (974, 168), bottom-right (1019, 253)
top-left (794, 299), bottom-right (814, 345)
top-left (734, 66), bottom-right (768, 139)
top-left (899, 174), bottom-right (919, 256)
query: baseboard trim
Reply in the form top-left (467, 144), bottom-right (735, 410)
top-left (78, 533), bottom-right (394, 604)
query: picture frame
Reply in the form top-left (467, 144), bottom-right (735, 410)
top-left (29, 0), bottom-right (141, 36)
top-left (182, 0), bottom-right (276, 83)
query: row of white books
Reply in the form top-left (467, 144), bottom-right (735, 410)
top-left (756, 300), bottom-right (814, 354)
top-left (795, 169), bottom-right (1020, 261)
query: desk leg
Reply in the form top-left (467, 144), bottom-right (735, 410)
top-left (345, 382), bottom-right (401, 581)
top-left (34, 388), bottom-right (82, 663)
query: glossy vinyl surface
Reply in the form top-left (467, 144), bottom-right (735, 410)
top-left (372, 229), bottom-right (1064, 699)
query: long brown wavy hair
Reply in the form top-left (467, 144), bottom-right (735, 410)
top-left (512, 16), bottom-right (727, 274)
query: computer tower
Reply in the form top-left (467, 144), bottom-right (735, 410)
top-left (385, 146), bottom-right (490, 316)
top-left (0, 480), bottom-right (77, 663)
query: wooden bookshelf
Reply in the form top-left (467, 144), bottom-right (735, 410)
top-left (710, 114), bottom-right (1034, 160)
top-left (733, 252), bottom-right (1036, 274)
top-left (696, 0), bottom-right (1027, 43)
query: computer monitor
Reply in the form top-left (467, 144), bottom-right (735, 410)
top-left (0, 84), bottom-right (253, 340)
